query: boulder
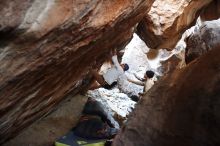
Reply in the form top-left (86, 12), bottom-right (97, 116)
top-left (113, 45), bottom-right (220, 146)
top-left (0, 0), bottom-right (154, 143)
top-left (137, 0), bottom-right (212, 50)
top-left (185, 19), bottom-right (220, 63)
top-left (160, 53), bottom-right (183, 75)
top-left (200, 0), bottom-right (220, 21)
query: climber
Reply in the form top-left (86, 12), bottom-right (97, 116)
top-left (88, 49), bottom-right (141, 102)
top-left (89, 49), bottom-right (129, 90)
top-left (128, 70), bottom-right (155, 97)
top-left (55, 98), bottom-right (119, 146)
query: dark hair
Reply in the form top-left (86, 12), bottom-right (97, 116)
top-left (146, 70), bottom-right (154, 78)
top-left (130, 95), bottom-right (139, 102)
top-left (123, 63), bottom-right (129, 71)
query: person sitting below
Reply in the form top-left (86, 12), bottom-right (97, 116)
top-left (128, 70), bottom-right (155, 97)
top-left (74, 97), bottom-right (119, 139)
top-left (89, 49), bottom-right (129, 90)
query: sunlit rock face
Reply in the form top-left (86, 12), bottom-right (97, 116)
top-left (137, 0), bottom-right (212, 50)
top-left (200, 0), bottom-right (220, 21)
top-left (113, 45), bottom-right (220, 146)
top-left (0, 0), bottom-right (154, 143)
top-left (159, 53), bottom-right (184, 75)
top-left (185, 19), bottom-right (220, 64)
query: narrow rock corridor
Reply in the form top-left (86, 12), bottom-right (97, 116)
top-left (0, 0), bottom-right (220, 146)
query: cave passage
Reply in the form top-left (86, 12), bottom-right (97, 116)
top-left (86, 33), bottom-right (173, 121)
top-left (1, 0), bottom-right (220, 145)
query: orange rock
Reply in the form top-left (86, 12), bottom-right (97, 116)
top-left (0, 0), bottom-right (154, 143)
top-left (137, 0), bottom-right (212, 50)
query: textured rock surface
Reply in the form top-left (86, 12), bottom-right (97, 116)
top-left (137, 0), bottom-right (212, 50)
top-left (113, 45), bottom-right (220, 146)
top-left (0, 0), bottom-right (154, 143)
top-left (201, 0), bottom-right (220, 21)
top-left (185, 19), bottom-right (220, 63)
top-left (3, 94), bottom-right (88, 146)
top-left (160, 53), bottom-right (183, 75)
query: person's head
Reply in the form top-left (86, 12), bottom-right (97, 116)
top-left (130, 95), bottom-right (140, 102)
top-left (121, 63), bottom-right (129, 71)
top-left (145, 70), bottom-right (154, 79)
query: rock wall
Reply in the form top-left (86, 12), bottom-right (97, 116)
top-left (113, 45), bottom-right (220, 146)
top-left (185, 19), bottom-right (220, 63)
top-left (200, 0), bottom-right (220, 21)
top-left (137, 0), bottom-right (213, 50)
top-left (159, 54), bottom-right (183, 75)
top-left (0, 0), bottom-right (154, 143)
